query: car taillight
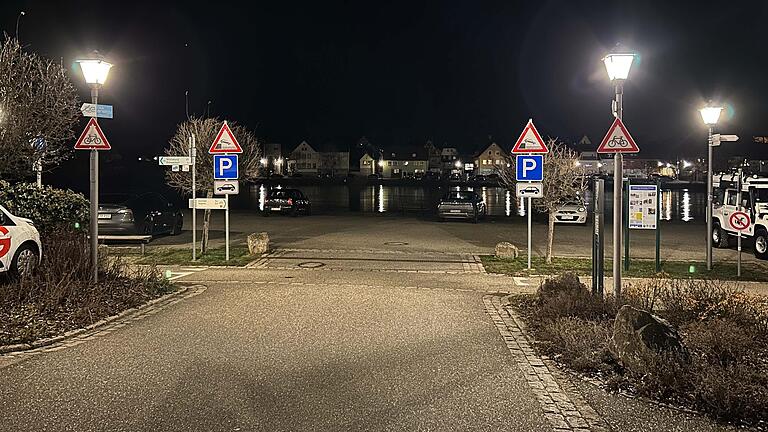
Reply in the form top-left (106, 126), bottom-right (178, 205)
top-left (117, 209), bottom-right (134, 222)
top-left (287, 198), bottom-right (293, 205)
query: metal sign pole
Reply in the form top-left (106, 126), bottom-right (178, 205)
top-left (737, 168), bottom-right (742, 277)
top-left (191, 134), bottom-right (197, 261)
top-left (90, 85), bottom-right (100, 283)
top-left (225, 193), bottom-right (230, 261)
top-left (592, 178), bottom-right (605, 296)
top-left (527, 194), bottom-right (532, 270)
top-left (624, 178), bottom-right (630, 271)
top-left (655, 179), bottom-right (661, 273)
top-left (706, 126), bottom-right (714, 270)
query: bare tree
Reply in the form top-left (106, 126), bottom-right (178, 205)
top-left (165, 117), bottom-right (262, 253)
top-left (0, 37), bottom-right (80, 181)
top-left (500, 139), bottom-right (587, 264)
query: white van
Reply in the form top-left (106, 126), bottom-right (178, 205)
top-left (0, 204), bottom-right (42, 277)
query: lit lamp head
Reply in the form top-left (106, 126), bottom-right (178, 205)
top-left (76, 52), bottom-right (112, 86)
top-left (455, 160), bottom-right (462, 169)
top-left (602, 46), bottom-right (636, 81)
top-left (260, 158), bottom-right (268, 166)
top-left (699, 103), bottom-right (723, 126)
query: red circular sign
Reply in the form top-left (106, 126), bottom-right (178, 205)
top-left (729, 211), bottom-right (751, 231)
top-left (0, 225), bottom-right (10, 259)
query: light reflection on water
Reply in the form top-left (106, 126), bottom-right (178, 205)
top-left (249, 184), bottom-right (703, 222)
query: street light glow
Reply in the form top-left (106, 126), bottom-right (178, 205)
top-left (699, 105), bottom-right (723, 126)
top-left (76, 57), bottom-right (113, 85)
top-left (260, 158), bottom-right (268, 165)
top-left (602, 49), bottom-right (635, 81)
top-left (454, 160), bottom-right (462, 168)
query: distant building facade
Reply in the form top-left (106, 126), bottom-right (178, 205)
top-left (288, 141), bottom-right (320, 174)
top-left (379, 152), bottom-right (428, 178)
top-left (474, 142), bottom-right (506, 175)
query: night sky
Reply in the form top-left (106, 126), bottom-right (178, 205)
top-left (2, 0), bottom-right (767, 190)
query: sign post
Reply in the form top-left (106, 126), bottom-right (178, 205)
top-left (656, 179), bottom-right (662, 272)
top-left (592, 178), bottom-right (605, 296)
top-left (209, 121), bottom-right (242, 262)
top-left (728, 169), bottom-right (751, 277)
top-left (191, 134), bottom-right (197, 261)
top-left (597, 116), bottom-right (640, 300)
top-left (513, 120), bottom-right (548, 270)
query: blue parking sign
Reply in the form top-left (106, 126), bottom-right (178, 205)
top-left (214, 154), bottom-right (238, 180)
top-left (516, 155), bottom-right (543, 182)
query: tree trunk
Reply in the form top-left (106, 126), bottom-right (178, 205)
top-left (546, 211), bottom-right (556, 264)
top-left (201, 190), bottom-right (213, 253)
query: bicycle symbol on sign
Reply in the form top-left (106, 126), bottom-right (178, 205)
top-left (83, 133), bottom-right (102, 146)
top-left (607, 136), bottom-right (628, 148)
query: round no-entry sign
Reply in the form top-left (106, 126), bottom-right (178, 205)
top-left (729, 211), bottom-right (751, 231)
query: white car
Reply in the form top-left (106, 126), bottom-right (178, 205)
top-left (555, 202), bottom-right (587, 224)
top-left (0, 204), bottom-right (42, 277)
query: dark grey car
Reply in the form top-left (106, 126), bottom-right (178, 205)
top-left (437, 190), bottom-right (486, 223)
top-left (98, 193), bottom-right (183, 236)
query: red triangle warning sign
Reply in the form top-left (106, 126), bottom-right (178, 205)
top-left (512, 119), bottom-right (548, 153)
top-left (597, 117), bottom-right (639, 153)
top-left (209, 121), bottom-right (242, 154)
top-left (74, 118), bottom-right (111, 150)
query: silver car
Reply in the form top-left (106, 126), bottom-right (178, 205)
top-left (437, 190), bottom-right (487, 223)
top-left (554, 201), bottom-right (587, 224)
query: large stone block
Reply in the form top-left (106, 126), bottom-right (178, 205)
top-left (609, 305), bottom-right (687, 373)
top-left (495, 242), bottom-right (519, 259)
top-left (247, 232), bottom-right (269, 255)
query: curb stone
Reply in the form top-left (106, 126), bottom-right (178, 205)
top-left (0, 284), bottom-right (204, 356)
top-left (484, 294), bottom-right (611, 432)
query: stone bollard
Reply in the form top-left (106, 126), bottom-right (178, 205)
top-left (247, 232), bottom-right (270, 255)
top-left (495, 242), bottom-right (519, 259)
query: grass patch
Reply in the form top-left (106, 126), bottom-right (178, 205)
top-left (134, 245), bottom-right (255, 266)
top-left (482, 255), bottom-right (768, 281)
top-left (1, 231), bottom-right (174, 346)
top-left (513, 273), bottom-right (768, 428)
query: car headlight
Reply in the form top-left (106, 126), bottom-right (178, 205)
top-left (578, 207), bottom-right (585, 212)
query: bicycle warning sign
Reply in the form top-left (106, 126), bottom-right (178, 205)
top-left (597, 117), bottom-right (639, 153)
top-left (74, 118), bottom-right (111, 150)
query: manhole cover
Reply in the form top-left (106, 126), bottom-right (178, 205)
top-left (384, 241), bottom-right (409, 246)
top-left (297, 261), bottom-right (326, 268)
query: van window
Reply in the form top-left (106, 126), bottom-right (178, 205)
top-left (726, 190), bottom-right (737, 206)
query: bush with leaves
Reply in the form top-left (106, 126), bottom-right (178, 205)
top-left (0, 180), bottom-right (89, 234)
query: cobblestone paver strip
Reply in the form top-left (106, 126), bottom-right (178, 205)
top-left (484, 294), bottom-right (610, 432)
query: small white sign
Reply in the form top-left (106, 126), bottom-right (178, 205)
top-left (159, 156), bottom-right (192, 166)
top-left (214, 180), bottom-right (239, 195)
top-left (516, 182), bottom-right (543, 198)
top-left (628, 185), bottom-right (658, 230)
top-left (188, 198), bottom-right (227, 210)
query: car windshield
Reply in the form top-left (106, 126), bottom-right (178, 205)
top-left (268, 190), bottom-right (298, 199)
top-left (101, 193), bottom-right (136, 204)
top-left (443, 191), bottom-right (475, 201)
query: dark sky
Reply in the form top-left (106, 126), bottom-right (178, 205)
top-left (2, 0), bottom-right (768, 189)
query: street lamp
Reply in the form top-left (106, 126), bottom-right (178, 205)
top-left (602, 45), bottom-right (636, 300)
top-left (700, 102), bottom-right (723, 271)
top-left (76, 52), bottom-right (112, 283)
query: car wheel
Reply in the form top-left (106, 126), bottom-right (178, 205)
top-left (10, 243), bottom-right (38, 278)
top-left (754, 228), bottom-right (768, 259)
top-left (263, 210), bottom-right (270, 217)
top-left (712, 221), bottom-right (730, 248)
top-left (305, 206), bottom-right (312, 216)
top-left (472, 212), bottom-right (479, 224)
top-left (291, 207), bottom-right (299, 217)
top-left (170, 216), bottom-right (183, 235)
top-left (143, 219), bottom-right (154, 236)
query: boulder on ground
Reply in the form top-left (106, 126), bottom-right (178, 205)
top-left (495, 242), bottom-right (519, 259)
top-left (247, 232), bottom-right (269, 255)
top-left (609, 305), bottom-right (687, 373)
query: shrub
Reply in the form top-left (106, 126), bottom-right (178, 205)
top-left (0, 180), bottom-right (89, 234)
top-left (0, 230), bottom-right (172, 345)
top-left (536, 272), bottom-right (617, 321)
top-left (537, 317), bottom-right (614, 373)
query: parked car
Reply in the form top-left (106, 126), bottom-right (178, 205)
top-left (448, 173), bottom-right (462, 182)
top-left (99, 193), bottom-right (183, 236)
top-left (269, 173), bottom-right (284, 179)
top-left (472, 174), bottom-right (487, 183)
top-left (554, 201), bottom-right (587, 224)
top-left (290, 172), bottom-right (303, 178)
top-left (367, 173), bottom-right (381, 181)
top-left (0, 204), bottom-right (41, 277)
top-left (437, 190), bottom-right (486, 223)
top-left (263, 189), bottom-right (311, 216)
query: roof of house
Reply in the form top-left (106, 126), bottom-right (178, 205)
top-left (382, 150), bottom-right (428, 161)
top-left (474, 142), bottom-right (507, 158)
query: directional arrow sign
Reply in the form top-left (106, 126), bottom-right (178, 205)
top-left (80, 103), bottom-right (113, 119)
top-left (158, 156), bottom-right (192, 166)
top-left (710, 134), bottom-right (739, 147)
top-left (188, 198), bottom-right (227, 210)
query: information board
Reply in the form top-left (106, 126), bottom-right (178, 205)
top-left (628, 185), bottom-right (658, 230)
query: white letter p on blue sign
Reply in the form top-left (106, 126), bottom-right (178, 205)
top-left (214, 154), bottom-right (239, 180)
top-left (516, 155), bottom-right (543, 182)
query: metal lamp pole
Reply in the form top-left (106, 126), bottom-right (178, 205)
top-left (613, 81), bottom-right (624, 298)
top-left (706, 125), bottom-right (713, 270)
top-left (90, 84), bottom-right (100, 282)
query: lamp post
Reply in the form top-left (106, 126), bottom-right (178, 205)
top-left (76, 53), bottom-right (112, 283)
top-left (602, 46), bottom-right (635, 300)
top-left (700, 103), bottom-right (723, 271)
